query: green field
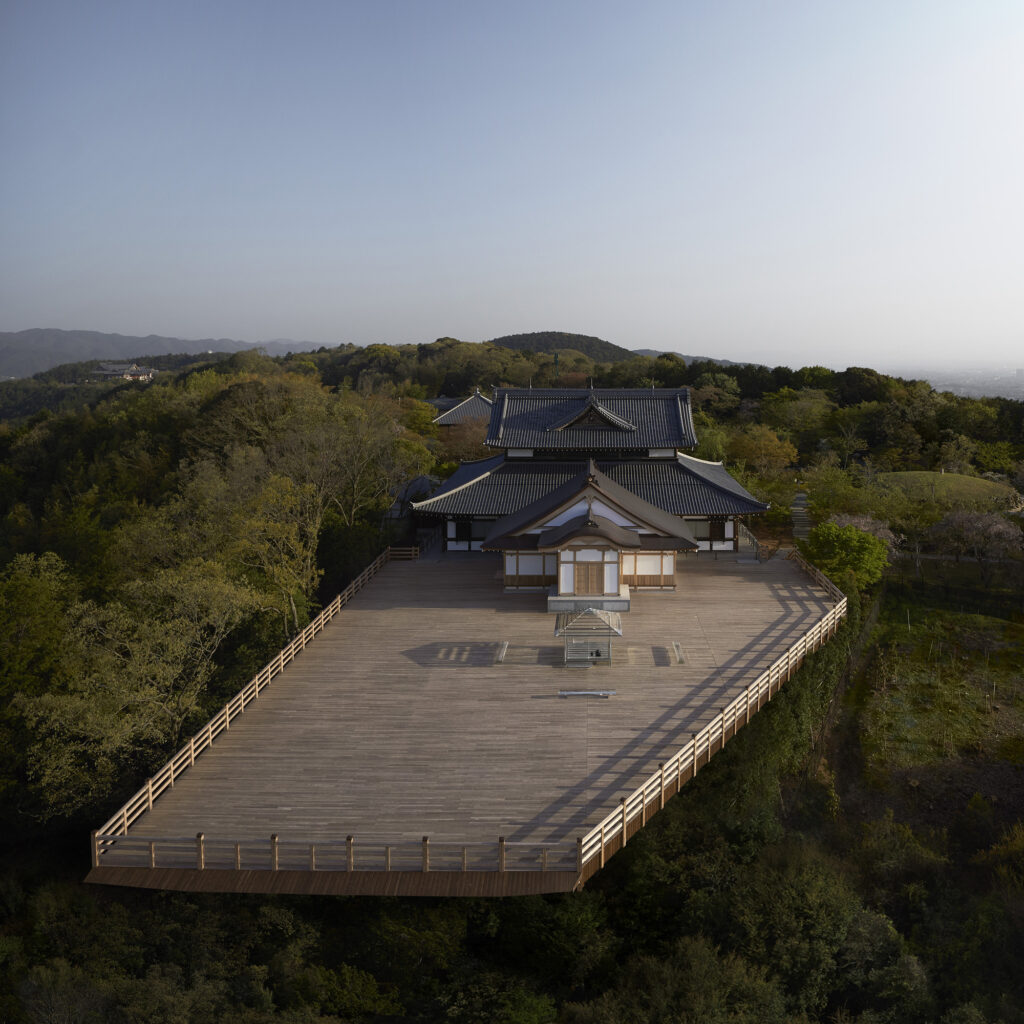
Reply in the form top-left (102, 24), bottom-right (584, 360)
top-left (861, 602), bottom-right (1024, 778)
top-left (877, 471), bottom-right (1018, 509)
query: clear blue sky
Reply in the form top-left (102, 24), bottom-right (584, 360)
top-left (2, 1), bottom-right (1022, 371)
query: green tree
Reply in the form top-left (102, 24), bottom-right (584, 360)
top-left (799, 522), bottom-right (889, 591)
top-left (17, 560), bottom-right (255, 818)
top-left (726, 424), bottom-right (797, 476)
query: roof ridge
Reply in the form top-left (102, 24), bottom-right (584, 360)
top-left (674, 453), bottom-right (765, 505)
top-left (411, 457), bottom-right (504, 509)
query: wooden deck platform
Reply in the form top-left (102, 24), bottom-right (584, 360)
top-left (88, 551), bottom-right (832, 892)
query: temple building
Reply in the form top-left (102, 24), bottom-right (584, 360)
top-left (412, 388), bottom-right (768, 609)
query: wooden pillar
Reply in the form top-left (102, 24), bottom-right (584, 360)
top-left (599, 826), bottom-right (605, 868)
top-left (620, 797), bottom-right (628, 846)
top-left (189, 736), bottom-right (195, 766)
top-left (462, 847), bottom-right (468, 872)
top-left (91, 830), bottom-right (100, 868)
top-left (346, 835), bottom-right (354, 872)
top-left (196, 832), bottom-right (205, 870)
top-left (146, 778), bottom-right (153, 811)
top-left (745, 686), bottom-right (751, 724)
top-left (659, 763), bottom-right (666, 810)
top-left (224, 703), bottom-right (230, 729)
top-left (720, 707), bottom-right (726, 747)
top-left (691, 732), bottom-right (698, 777)
top-left (498, 836), bottom-right (506, 872)
top-left (121, 807), bottom-right (128, 835)
top-left (422, 836), bottom-right (430, 872)
top-left (541, 848), bottom-right (548, 872)
top-left (576, 837), bottom-right (583, 874)
top-left (270, 833), bottom-right (279, 871)
top-left (234, 842), bottom-right (242, 870)
top-left (310, 844), bottom-right (317, 871)
top-left (148, 841), bottom-right (156, 868)
top-left (384, 846), bottom-right (391, 872)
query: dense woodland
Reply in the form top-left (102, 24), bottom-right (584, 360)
top-left (1, 336), bottom-right (1023, 1022)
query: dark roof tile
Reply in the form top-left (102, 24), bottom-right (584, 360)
top-left (485, 388), bottom-right (696, 450)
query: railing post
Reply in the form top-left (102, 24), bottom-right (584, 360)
top-left (224, 703), bottom-right (230, 729)
top-left (91, 830), bottom-right (100, 868)
top-left (146, 778), bottom-right (153, 811)
top-left (600, 826), bottom-right (605, 868)
top-left (620, 798), bottom-right (628, 846)
top-left (422, 836), bottom-right (430, 872)
top-left (121, 807), bottom-right (128, 835)
top-left (720, 707), bottom-right (726, 748)
top-left (541, 848), bottom-right (548, 872)
top-left (310, 844), bottom-right (317, 871)
top-left (462, 847), bottom-right (468, 872)
top-left (385, 846), bottom-right (391, 872)
top-left (189, 736), bottom-right (195, 766)
top-left (148, 840), bottom-right (156, 868)
top-left (196, 832), bottom-right (205, 870)
top-left (745, 686), bottom-right (751, 724)
top-left (234, 842), bottom-right (242, 870)
top-left (498, 836), bottom-right (506, 872)
top-left (691, 732), bottom-right (698, 777)
top-left (346, 835), bottom-right (354, 872)
top-left (577, 837), bottom-right (583, 874)
top-left (659, 763), bottom-right (665, 810)
top-left (270, 833), bottom-right (279, 871)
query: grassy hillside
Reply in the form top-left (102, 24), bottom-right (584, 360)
top-left (878, 471), bottom-right (1019, 509)
top-left (485, 330), bottom-right (634, 363)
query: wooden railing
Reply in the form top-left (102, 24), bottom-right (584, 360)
top-left (92, 832), bottom-right (580, 874)
top-left (93, 547), bottom-right (846, 884)
top-left (93, 546), bottom-right (407, 848)
top-left (574, 585), bottom-right (847, 886)
top-left (787, 548), bottom-right (846, 602)
top-left (737, 522), bottom-right (761, 560)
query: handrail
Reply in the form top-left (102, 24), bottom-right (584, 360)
top-left (574, 556), bottom-right (846, 883)
top-left (92, 548), bottom-right (846, 881)
top-left (736, 522), bottom-right (761, 561)
top-left (95, 546), bottom-right (407, 839)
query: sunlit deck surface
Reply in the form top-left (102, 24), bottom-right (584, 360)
top-left (124, 551), bottom-right (832, 853)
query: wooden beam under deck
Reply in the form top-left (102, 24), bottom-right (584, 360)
top-left (86, 866), bottom-right (578, 897)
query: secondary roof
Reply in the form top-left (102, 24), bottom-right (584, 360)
top-left (412, 453), bottom-right (769, 519)
top-left (485, 388), bottom-right (697, 451)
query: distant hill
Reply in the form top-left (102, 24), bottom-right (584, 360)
top-left (0, 328), bottom-right (323, 378)
top-left (484, 331), bottom-right (635, 363)
top-left (632, 348), bottom-right (756, 368)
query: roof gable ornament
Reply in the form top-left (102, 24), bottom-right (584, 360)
top-left (548, 396), bottom-right (636, 433)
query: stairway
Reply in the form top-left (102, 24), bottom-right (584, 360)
top-left (791, 491), bottom-right (813, 541)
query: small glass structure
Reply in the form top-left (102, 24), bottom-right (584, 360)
top-left (554, 608), bottom-right (623, 666)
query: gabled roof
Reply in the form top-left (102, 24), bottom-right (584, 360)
top-left (481, 459), bottom-right (699, 551)
top-left (554, 608), bottom-right (623, 636)
top-left (432, 388), bottom-right (493, 426)
top-left (485, 388), bottom-right (697, 450)
top-left (412, 456), bottom-right (769, 519)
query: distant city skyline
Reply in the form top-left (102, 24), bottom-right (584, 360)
top-left (2, 2), bottom-right (1022, 373)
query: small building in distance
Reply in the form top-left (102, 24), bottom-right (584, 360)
top-left (413, 388), bottom-right (768, 603)
top-left (430, 387), bottom-right (493, 427)
top-left (96, 362), bottom-right (157, 381)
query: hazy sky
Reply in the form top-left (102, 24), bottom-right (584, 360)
top-left (2, 1), bottom-right (1022, 371)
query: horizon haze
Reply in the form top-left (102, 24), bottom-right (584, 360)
top-left (2, 2), bottom-right (1022, 373)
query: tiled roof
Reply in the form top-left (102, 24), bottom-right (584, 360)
top-left (481, 459), bottom-right (699, 548)
top-left (412, 456), bottom-right (768, 518)
top-left (485, 388), bottom-right (697, 450)
top-left (432, 389), bottom-right (493, 425)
